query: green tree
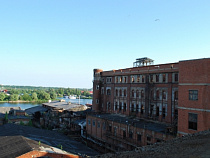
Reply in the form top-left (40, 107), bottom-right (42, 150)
top-left (31, 92), bottom-right (38, 100)
top-left (9, 94), bottom-right (19, 101)
top-left (50, 91), bottom-right (57, 99)
top-left (20, 93), bottom-right (32, 101)
top-left (0, 93), bottom-right (5, 101)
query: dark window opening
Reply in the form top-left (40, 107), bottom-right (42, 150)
top-left (107, 89), bottom-right (111, 95)
top-left (123, 103), bottom-right (126, 112)
top-left (119, 102), bottom-right (122, 111)
top-left (116, 89), bottom-right (118, 96)
top-left (162, 90), bottom-right (166, 100)
top-left (141, 90), bottom-right (144, 99)
top-left (129, 131), bottom-right (133, 139)
top-left (156, 106), bottom-right (159, 117)
top-left (136, 90), bottom-right (139, 98)
top-left (175, 73), bottom-right (179, 82)
top-left (150, 75), bottom-right (153, 82)
top-left (141, 105), bottom-right (144, 114)
top-left (120, 89), bottom-right (122, 96)
top-left (142, 76), bottom-right (145, 83)
top-left (188, 113), bottom-right (197, 130)
top-left (123, 130), bottom-right (126, 138)
top-left (131, 104), bottom-right (134, 112)
top-left (132, 90), bottom-right (135, 97)
top-left (163, 74), bottom-right (166, 82)
top-left (109, 125), bottom-right (112, 132)
top-left (137, 75), bottom-right (140, 82)
top-left (162, 107), bottom-right (166, 118)
top-left (124, 89), bottom-right (127, 96)
top-left (156, 74), bottom-right (159, 82)
top-left (147, 136), bottom-right (151, 142)
top-left (156, 90), bottom-right (160, 100)
top-left (137, 134), bottom-right (141, 141)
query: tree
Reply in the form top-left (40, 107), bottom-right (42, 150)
top-left (31, 92), bottom-right (38, 100)
top-left (50, 91), bottom-right (57, 100)
top-left (0, 93), bottom-right (5, 101)
top-left (9, 94), bottom-right (19, 101)
top-left (20, 93), bottom-right (31, 101)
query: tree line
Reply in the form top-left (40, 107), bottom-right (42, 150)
top-left (0, 87), bottom-right (92, 102)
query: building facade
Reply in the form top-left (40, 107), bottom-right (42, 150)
top-left (86, 58), bottom-right (210, 153)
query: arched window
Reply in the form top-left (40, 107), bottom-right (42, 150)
top-left (116, 89), bottom-right (118, 96)
top-left (132, 89), bottom-right (135, 97)
top-left (119, 89), bottom-right (122, 96)
top-left (136, 90), bottom-right (139, 98)
top-left (124, 89), bottom-right (127, 96)
top-left (156, 90), bottom-right (160, 100)
top-left (141, 90), bottom-right (144, 98)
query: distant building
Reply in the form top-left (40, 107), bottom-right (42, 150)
top-left (86, 57), bottom-right (210, 153)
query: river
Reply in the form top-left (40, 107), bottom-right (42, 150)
top-left (0, 98), bottom-right (92, 110)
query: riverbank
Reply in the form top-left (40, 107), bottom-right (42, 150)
top-left (0, 100), bottom-right (51, 104)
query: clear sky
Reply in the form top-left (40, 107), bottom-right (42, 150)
top-left (0, 0), bottom-right (209, 88)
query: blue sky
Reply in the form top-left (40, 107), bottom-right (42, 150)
top-left (0, 0), bottom-right (210, 88)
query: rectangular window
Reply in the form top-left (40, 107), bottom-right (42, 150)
top-left (96, 85), bottom-right (99, 90)
top-left (137, 134), bottom-right (141, 141)
top-left (137, 75), bottom-right (140, 83)
top-left (129, 131), bottom-right (133, 139)
top-left (97, 121), bottom-right (100, 128)
top-left (124, 77), bottom-right (127, 83)
top-left (88, 119), bottom-right (91, 125)
top-left (175, 73), bottom-right (179, 82)
top-left (96, 99), bottom-right (99, 104)
top-left (189, 90), bottom-right (198, 100)
top-left (147, 136), bottom-right (151, 142)
top-left (123, 130), bottom-right (126, 138)
top-left (188, 113), bottom-right (197, 130)
top-left (92, 120), bottom-right (95, 127)
top-left (162, 74), bottom-right (166, 82)
top-left (156, 74), bottom-right (159, 82)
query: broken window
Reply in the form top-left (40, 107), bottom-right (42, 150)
top-left (175, 73), bottom-right (179, 82)
top-left (132, 76), bottom-right (135, 83)
top-left (119, 102), bottom-right (122, 111)
top-left (124, 89), bottom-right (127, 96)
top-left (96, 85), bottom-right (99, 90)
top-left (174, 91), bottom-right (178, 100)
top-left (132, 89), bottom-right (135, 98)
top-left (136, 104), bottom-right (139, 113)
top-left (93, 120), bottom-right (95, 127)
top-left (162, 90), bottom-right (166, 100)
top-left (156, 106), bottom-right (159, 117)
top-left (119, 89), bottom-right (122, 96)
top-left (189, 90), bottom-right (198, 100)
top-left (162, 74), bottom-right (166, 82)
top-left (137, 134), bottom-right (141, 141)
top-left (115, 89), bottom-right (118, 96)
top-left (120, 76), bottom-right (122, 83)
top-left (141, 90), bottom-right (144, 99)
top-left (156, 74), bottom-right (159, 82)
top-left (124, 77), bottom-right (127, 83)
top-left (123, 103), bottom-right (126, 112)
top-left (188, 113), bottom-right (197, 130)
top-left (116, 77), bottom-right (118, 83)
top-left (162, 107), bottom-right (166, 118)
top-left (141, 105), bottom-right (144, 114)
top-left (147, 136), bottom-right (151, 142)
top-left (136, 90), bottom-right (139, 98)
top-left (137, 75), bottom-right (140, 82)
top-left (131, 103), bottom-right (134, 112)
top-left (123, 130), bottom-right (126, 138)
top-left (107, 89), bottom-right (111, 95)
top-left (115, 102), bottom-right (118, 110)
top-left (109, 124), bottom-right (112, 132)
top-left (156, 90), bottom-right (160, 100)
top-left (129, 130), bottom-right (133, 139)
top-left (150, 75), bottom-right (153, 82)
top-left (142, 75), bottom-right (145, 83)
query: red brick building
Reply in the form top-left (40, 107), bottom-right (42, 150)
top-left (86, 57), bottom-right (210, 153)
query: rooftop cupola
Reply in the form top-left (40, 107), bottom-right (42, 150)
top-left (133, 57), bottom-right (154, 67)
